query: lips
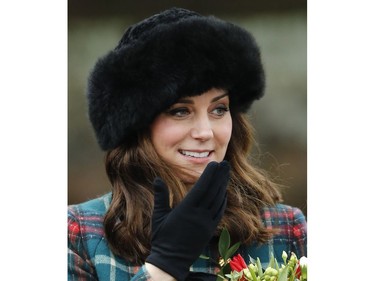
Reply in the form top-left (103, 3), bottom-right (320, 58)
top-left (179, 150), bottom-right (212, 158)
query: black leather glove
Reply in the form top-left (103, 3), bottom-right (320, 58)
top-left (146, 161), bottom-right (230, 281)
top-left (185, 272), bottom-right (218, 281)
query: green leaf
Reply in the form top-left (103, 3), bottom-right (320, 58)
top-left (267, 252), bottom-right (277, 269)
top-left (219, 228), bottom-right (230, 258)
top-left (221, 263), bottom-right (233, 276)
top-left (216, 275), bottom-right (224, 281)
top-left (248, 265), bottom-right (258, 281)
top-left (278, 265), bottom-right (289, 281)
top-left (216, 268), bottom-right (225, 281)
top-left (225, 242), bottom-right (240, 260)
top-left (226, 271), bottom-right (241, 280)
top-left (199, 254), bottom-right (210, 260)
top-left (274, 257), bottom-right (280, 271)
top-left (256, 258), bottom-right (263, 277)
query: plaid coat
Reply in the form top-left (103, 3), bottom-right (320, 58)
top-left (68, 193), bottom-right (307, 281)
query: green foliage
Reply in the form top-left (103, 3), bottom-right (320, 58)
top-left (216, 228), bottom-right (240, 281)
top-left (219, 228), bottom-right (241, 261)
top-left (214, 229), bottom-right (307, 281)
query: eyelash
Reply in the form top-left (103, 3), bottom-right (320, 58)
top-left (167, 107), bottom-right (190, 117)
top-left (167, 105), bottom-right (229, 117)
top-left (212, 106), bottom-right (229, 116)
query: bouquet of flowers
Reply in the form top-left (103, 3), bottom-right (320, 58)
top-left (211, 229), bottom-right (307, 281)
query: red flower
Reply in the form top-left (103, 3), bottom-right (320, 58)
top-left (295, 261), bottom-right (301, 279)
top-left (229, 254), bottom-right (247, 272)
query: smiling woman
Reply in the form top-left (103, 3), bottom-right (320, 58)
top-left (150, 88), bottom-right (232, 181)
top-left (68, 7), bottom-right (307, 281)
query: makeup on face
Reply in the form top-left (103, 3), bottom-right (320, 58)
top-left (150, 88), bottom-right (232, 181)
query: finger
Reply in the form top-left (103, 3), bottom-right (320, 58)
top-left (152, 177), bottom-right (171, 217)
top-left (188, 162), bottom-right (219, 200)
top-left (202, 160), bottom-right (230, 209)
top-left (211, 161), bottom-right (230, 202)
top-left (212, 193), bottom-right (227, 223)
top-left (196, 161), bottom-right (220, 189)
top-left (184, 161), bottom-right (219, 205)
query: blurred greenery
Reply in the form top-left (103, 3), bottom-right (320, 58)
top-left (68, 5), bottom-right (307, 216)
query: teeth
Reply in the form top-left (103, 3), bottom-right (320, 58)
top-left (180, 150), bottom-right (210, 158)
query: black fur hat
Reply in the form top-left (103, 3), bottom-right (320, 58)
top-left (87, 7), bottom-right (265, 150)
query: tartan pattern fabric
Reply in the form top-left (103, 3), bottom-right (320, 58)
top-left (68, 193), bottom-right (307, 280)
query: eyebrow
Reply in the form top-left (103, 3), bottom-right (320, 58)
top-left (211, 92), bottom-right (229, 102)
top-left (177, 92), bottom-right (229, 104)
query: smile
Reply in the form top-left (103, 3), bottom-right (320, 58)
top-left (179, 150), bottom-right (211, 158)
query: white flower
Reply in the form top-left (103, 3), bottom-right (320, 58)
top-left (299, 256), bottom-right (307, 268)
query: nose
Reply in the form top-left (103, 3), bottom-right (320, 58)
top-left (190, 115), bottom-right (214, 141)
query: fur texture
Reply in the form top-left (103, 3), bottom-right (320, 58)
top-left (87, 7), bottom-right (265, 150)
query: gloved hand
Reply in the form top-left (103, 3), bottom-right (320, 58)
top-left (146, 161), bottom-right (230, 281)
top-left (185, 272), bottom-right (218, 281)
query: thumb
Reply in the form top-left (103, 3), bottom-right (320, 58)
top-left (152, 177), bottom-right (171, 219)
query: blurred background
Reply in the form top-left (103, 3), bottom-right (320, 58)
top-left (68, 0), bottom-right (307, 216)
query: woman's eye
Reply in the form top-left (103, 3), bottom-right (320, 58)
top-left (212, 106), bottom-right (229, 116)
top-left (167, 107), bottom-right (190, 117)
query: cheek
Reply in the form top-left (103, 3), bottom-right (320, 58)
top-left (217, 118), bottom-right (232, 146)
top-left (150, 118), bottom-right (186, 151)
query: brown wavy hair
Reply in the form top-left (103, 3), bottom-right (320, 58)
top-left (103, 113), bottom-right (282, 263)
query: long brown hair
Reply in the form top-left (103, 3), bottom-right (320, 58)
top-left (103, 113), bottom-right (282, 263)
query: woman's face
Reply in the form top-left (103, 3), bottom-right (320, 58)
top-left (150, 88), bottom-right (232, 183)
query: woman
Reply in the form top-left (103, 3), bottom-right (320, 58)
top-left (68, 7), bottom-right (307, 281)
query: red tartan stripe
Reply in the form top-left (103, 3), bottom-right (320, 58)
top-left (262, 209), bottom-right (295, 220)
top-left (76, 214), bottom-right (104, 222)
top-left (261, 206), bottom-right (307, 239)
top-left (68, 218), bottom-right (105, 237)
